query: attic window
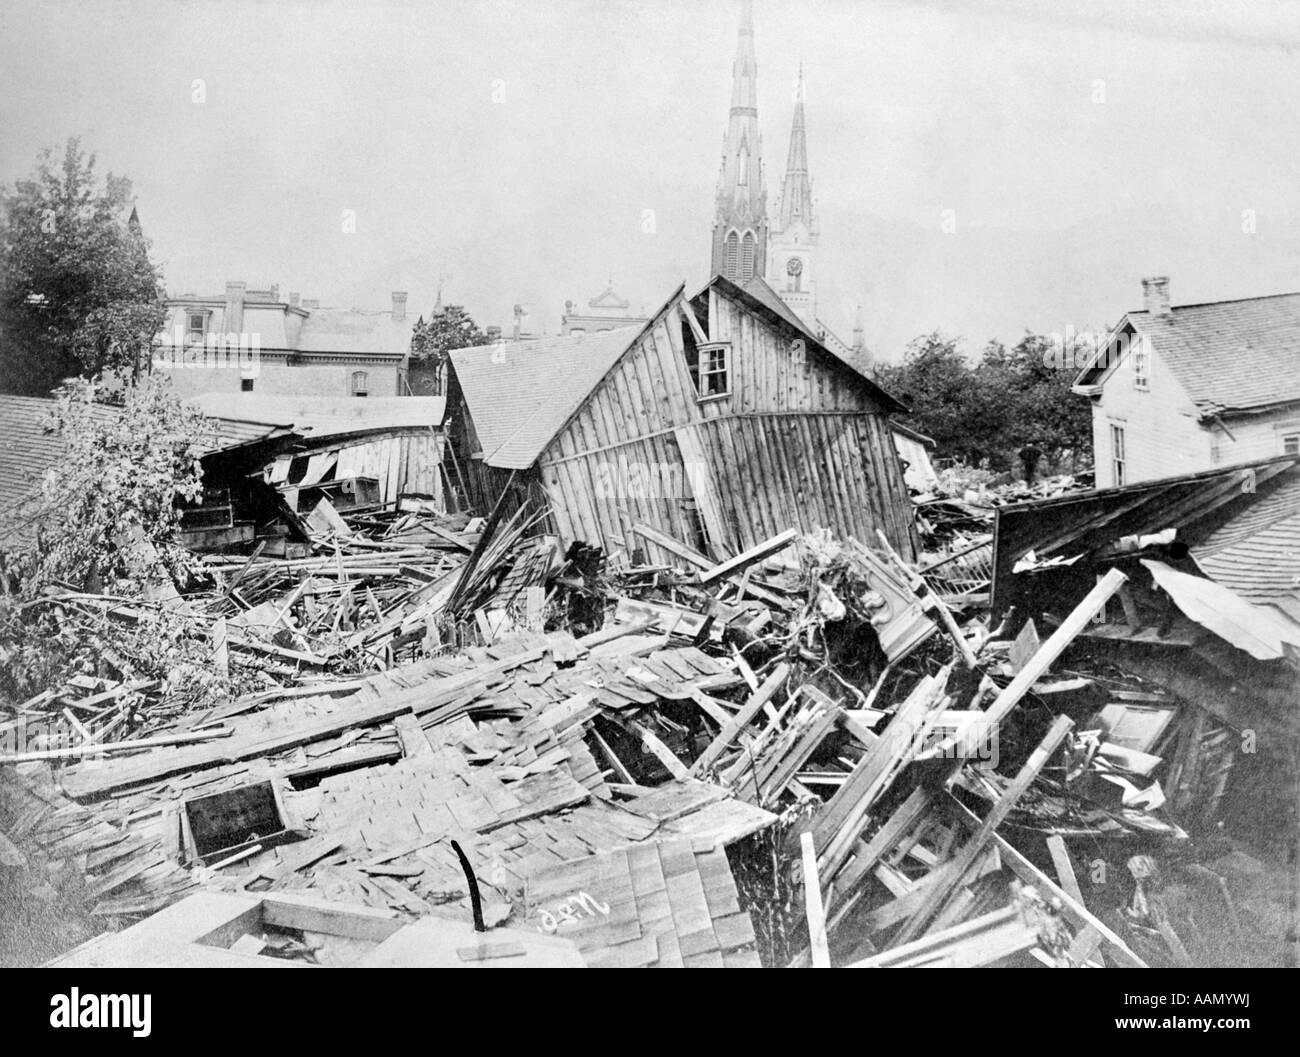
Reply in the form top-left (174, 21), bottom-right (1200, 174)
top-left (1284, 433), bottom-right (1300, 456)
top-left (1132, 339), bottom-right (1149, 390)
top-left (698, 342), bottom-right (731, 400)
top-left (186, 311), bottom-right (208, 345)
top-left (351, 370), bottom-right (369, 397)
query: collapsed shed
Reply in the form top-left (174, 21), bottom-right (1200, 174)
top-left (445, 275), bottom-right (918, 565)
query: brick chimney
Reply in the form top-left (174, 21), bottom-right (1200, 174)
top-left (289, 291), bottom-right (300, 307)
top-left (512, 303), bottom-right (524, 342)
top-left (224, 281), bottom-right (246, 336)
top-left (392, 291), bottom-right (408, 322)
top-left (1141, 276), bottom-right (1171, 318)
top-left (269, 283), bottom-right (280, 302)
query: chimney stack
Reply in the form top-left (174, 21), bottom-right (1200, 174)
top-left (269, 283), bottom-right (280, 302)
top-left (486, 325), bottom-right (502, 342)
top-left (392, 291), bottom-right (408, 322)
top-left (289, 291), bottom-right (300, 307)
top-left (224, 281), bottom-right (247, 336)
top-left (512, 304), bottom-right (524, 342)
top-left (1142, 276), bottom-right (1171, 318)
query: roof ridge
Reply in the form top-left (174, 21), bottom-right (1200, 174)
top-left (1131, 289), bottom-right (1300, 315)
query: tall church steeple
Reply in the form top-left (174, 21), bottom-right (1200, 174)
top-left (769, 63), bottom-right (819, 326)
top-left (711, 0), bottom-right (767, 284)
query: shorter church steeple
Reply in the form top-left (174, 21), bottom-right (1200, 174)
top-left (768, 62), bottom-right (819, 326)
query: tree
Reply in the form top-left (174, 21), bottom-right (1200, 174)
top-left (978, 333), bottom-right (1092, 473)
top-left (409, 304), bottom-right (486, 394)
top-left (22, 378), bottom-right (207, 594)
top-left (876, 330), bottom-right (1092, 475)
top-left (875, 332), bottom-right (994, 466)
top-left (0, 139), bottom-right (165, 394)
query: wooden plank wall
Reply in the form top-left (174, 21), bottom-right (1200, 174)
top-left (531, 289), bottom-right (918, 561)
top-left (334, 431), bottom-right (443, 506)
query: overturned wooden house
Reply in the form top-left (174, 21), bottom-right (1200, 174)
top-left (446, 275), bottom-right (917, 562)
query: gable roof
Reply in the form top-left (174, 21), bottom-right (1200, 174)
top-left (1076, 291), bottom-right (1300, 416)
top-left (450, 326), bottom-right (644, 469)
top-left (452, 275), bottom-right (906, 472)
top-left (716, 275), bottom-right (906, 413)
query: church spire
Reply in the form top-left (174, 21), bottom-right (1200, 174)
top-left (711, 0), bottom-right (767, 283)
top-left (767, 60), bottom-right (819, 327)
top-left (776, 63), bottom-right (815, 232)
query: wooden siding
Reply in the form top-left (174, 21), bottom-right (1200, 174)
top-left (534, 290), bottom-right (917, 562)
top-left (333, 432), bottom-right (442, 505)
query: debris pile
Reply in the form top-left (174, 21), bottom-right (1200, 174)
top-left (0, 503), bottom-right (1290, 968)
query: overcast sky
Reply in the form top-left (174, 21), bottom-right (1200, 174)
top-left (2, 0), bottom-right (1299, 361)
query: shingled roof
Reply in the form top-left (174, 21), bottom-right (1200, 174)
top-left (449, 326), bottom-right (644, 470)
top-left (0, 395), bottom-right (121, 548)
top-left (1194, 466), bottom-right (1300, 625)
top-left (1079, 291), bottom-right (1300, 416)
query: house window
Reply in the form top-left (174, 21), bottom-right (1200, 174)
top-left (351, 370), bottom-right (369, 397)
top-left (241, 378), bottom-right (254, 392)
top-left (1284, 433), bottom-right (1300, 456)
top-left (1111, 423), bottom-right (1127, 486)
top-left (186, 311), bottom-right (207, 345)
top-left (698, 342), bottom-right (731, 399)
top-left (1132, 338), bottom-right (1149, 390)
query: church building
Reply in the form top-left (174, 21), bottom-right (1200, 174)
top-left (710, 1), bottom-right (821, 331)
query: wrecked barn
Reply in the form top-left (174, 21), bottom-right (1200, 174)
top-left (445, 274), bottom-right (918, 567)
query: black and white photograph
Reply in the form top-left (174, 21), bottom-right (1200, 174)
top-left (0, 0), bottom-right (1296, 1003)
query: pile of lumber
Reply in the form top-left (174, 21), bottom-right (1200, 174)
top-left (1, 507), bottom-right (1208, 969)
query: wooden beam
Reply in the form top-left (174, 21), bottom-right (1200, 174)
top-left (894, 714), bottom-right (1074, 945)
top-left (0, 726), bottom-right (231, 764)
top-left (850, 904), bottom-right (1036, 968)
top-left (947, 803), bottom-right (1147, 968)
top-left (1046, 834), bottom-right (1084, 904)
top-left (628, 722), bottom-right (691, 781)
top-left (691, 662), bottom-right (790, 775)
top-left (973, 568), bottom-right (1127, 742)
top-left (800, 832), bottom-right (831, 968)
top-left (679, 299), bottom-right (709, 345)
top-left (698, 529), bottom-right (798, 586)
